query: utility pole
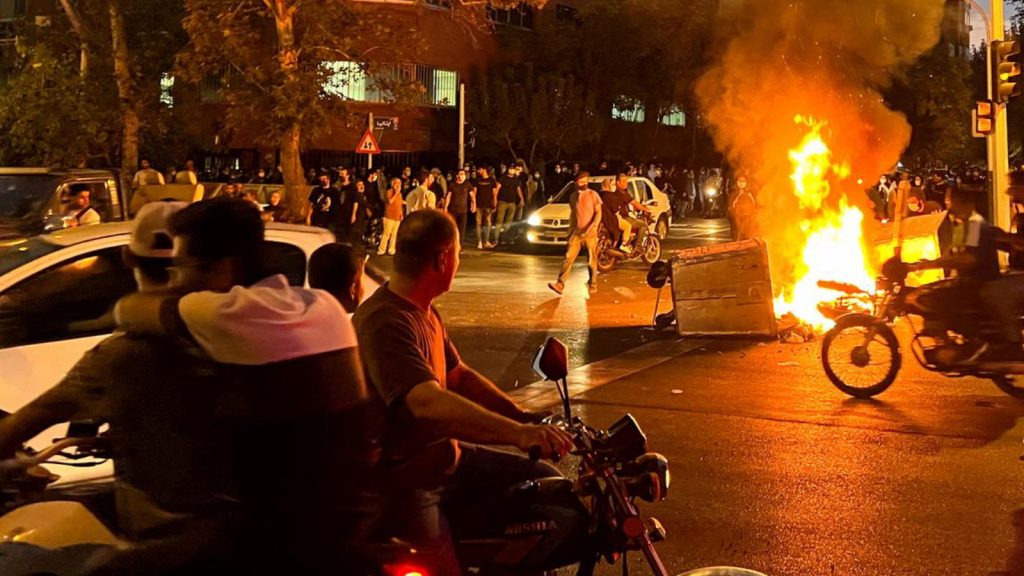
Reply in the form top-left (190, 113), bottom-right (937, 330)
top-left (991, 0), bottom-right (1012, 231)
top-left (368, 112), bottom-right (374, 172)
top-left (458, 83), bottom-right (466, 169)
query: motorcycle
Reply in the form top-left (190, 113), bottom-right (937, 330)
top-left (820, 255), bottom-right (1024, 399)
top-left (597, 212), bottom-right (662, 273)
top-left (449, 337), bottom-right (766, 576)
top-left (363, 216), bottom-right (384, 251)
top-left (0, 423), bottom-right (433, 576)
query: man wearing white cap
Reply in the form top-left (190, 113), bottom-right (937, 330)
top-left (0, 202), bottom-right (241, 567)
top-left (0, 200), bottom-right (189, 458)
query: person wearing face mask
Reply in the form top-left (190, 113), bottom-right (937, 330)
top-left (548, 171), bottom-right (602, 295)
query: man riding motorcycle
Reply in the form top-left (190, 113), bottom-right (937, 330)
top-left (606, 173), bottom-right (650, 250)
top-left (113, 198), bottom-right (379, 575)
top-left (909, 184), bottom-right (1024, 362)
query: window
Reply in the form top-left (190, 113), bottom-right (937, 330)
top-left (160, 73), bottom-right (175, 108)
top-left (556, 4), bottom-right (578, 23)
top-left (264, 241), bottom-right (308, 287)
top-left (325, 61), bottom-right (458, 108)
top-left (659, 106), bottom-right (686, 127)
top-left (0, 247), bottom-right (136, 348)
top-left (424, 0), bottom-right (452, 8)
top-left (200, 73), bottom-right (223, 103)
top-left (488, 2), bottom-right (535, 29)
top-left (612, 97), bottom-right (645, 123)
top-left (632, 180), bottom-right (651, 203)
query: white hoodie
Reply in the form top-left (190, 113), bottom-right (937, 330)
top-left (178, 274), bottom-right (356, 366)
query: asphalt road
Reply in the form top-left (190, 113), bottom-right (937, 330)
top-left (370, 216), bottom-right (1024, 575)
top-left (368, 217), bottom-right (732, 390)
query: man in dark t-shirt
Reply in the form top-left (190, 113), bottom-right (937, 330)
top-left (445, 168), bottom-right (474, 241)
top-left (474, 167), bottom-right (499, 248)
top-left (307, 173), bottom-right (339, 230)
top-left (912, 185), bottom-right (1022, 360)
top-left (353, 210), bottom-right (572, 575)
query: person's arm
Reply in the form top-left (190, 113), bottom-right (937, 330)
top-left (447, 362), bottom-right (532, 422)
top-left (912, 252), bottom-right (976, 272)
top-left (351, 199), bottom-right (359, 225)
top-left (113, 292), bottom-right (188, 338)
top-left (404, 381), bottom-right (570, 457)
top-left (444, 190), bottom-right (452, 211)
top-left (0, 400), bottom-right (75, 459)
top-left (158, 172), bottom-right (165, 185)
top-left (470, 187), bottom-right (477, 213)
top-left (517, 184), bottom-right (525, 206)
top-left (494, 181), bottom-right (502, 202)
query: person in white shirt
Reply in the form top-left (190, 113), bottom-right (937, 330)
top-left (132, 159), bottom-right (165, 190)
top-left (406, 170), bottom-right (437, 213)
top-left (63, 186), bottom-right (102, 227)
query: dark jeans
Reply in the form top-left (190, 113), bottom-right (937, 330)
top-left (387, 443), bottom-right (561, 576)
top-left (451, 211), bottom-right (469, 241)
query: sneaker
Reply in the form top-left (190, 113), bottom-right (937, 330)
top-left (376, 250), bottom-right (386, 256)
top-left (387, 250), bottom-right (395, 256)
top-left (477, 241), bottom-right (483, 249)
top-left (486, 242), bottom-right (497, 249)
top-left (548, 282), bottom-right (564, 295)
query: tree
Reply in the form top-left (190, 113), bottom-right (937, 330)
top-left (468, 64), bottom-right (600, 167)
top-left (0, 47), bottom-right (117, 166)
top-left (886, 44), bottom-right (976, 167)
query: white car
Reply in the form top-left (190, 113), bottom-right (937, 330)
top-left (0, 221), bottom-right (371, 483)
top-left (519, 176), bottom-right (672, 247)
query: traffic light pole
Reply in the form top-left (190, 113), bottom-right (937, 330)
top-left (991, 0), bottom-right (1012, 231)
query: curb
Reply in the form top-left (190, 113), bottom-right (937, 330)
top-left (509, 337), bottom-right (712, 410)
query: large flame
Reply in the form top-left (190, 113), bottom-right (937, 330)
top-left (773, 116), bottom-right (875, 330)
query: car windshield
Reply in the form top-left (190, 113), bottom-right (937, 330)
top-left (0, 175), bottom-right (61, 227)
top-left (0, 236), bottom-right (62, 276)
top-left (551, 180), bottom-right (606, 203)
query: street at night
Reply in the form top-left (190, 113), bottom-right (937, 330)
top-left (376, 217), bottom-right (1024, 575)
top-left (6, 0), bottom-right (1024, 575)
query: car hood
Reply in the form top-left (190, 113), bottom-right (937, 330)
top-left (529, 202), bottom-right (572, 220)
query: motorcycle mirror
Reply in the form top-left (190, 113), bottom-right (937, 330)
top-left (647, 260), bottom-right (671, 289)
top-left (532, 337), bottom-right (569, 382)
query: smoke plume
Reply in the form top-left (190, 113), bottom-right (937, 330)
top-left (696, 0), bottom-right (947, 291)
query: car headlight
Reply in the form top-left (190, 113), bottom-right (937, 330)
top-left (527, 213), bottom-right (542, 227)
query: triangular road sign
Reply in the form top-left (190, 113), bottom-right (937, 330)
top-left (355, 129), bottom-right (381, 154)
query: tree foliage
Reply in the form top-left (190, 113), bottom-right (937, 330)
top-left (886, 43), bottom-right (975, 167)
top-left (468, 64), bottom-right (599, 166)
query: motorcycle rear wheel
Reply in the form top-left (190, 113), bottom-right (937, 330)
top-left (991, 375), bottom-right (1024, 399)
top-left (821, 316), bottom-right (902, 398)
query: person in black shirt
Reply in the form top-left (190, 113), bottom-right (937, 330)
top-left (307, 173), bottom-right (339, 231)
top-left (912, 185), bottom-right (1023, 360)
top-left (474, 167), bottom-right (499, 248)
top-left (495, 165), bottom-right (524, 244)
top-left (445, 168), bottom-right (474, 241)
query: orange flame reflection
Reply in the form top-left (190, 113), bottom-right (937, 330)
top-left (773, 116), bottom-right (875, 330)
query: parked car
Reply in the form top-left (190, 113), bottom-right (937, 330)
top-left (0, 221), bottom-right (373, 484)
top-left (512, 176), bottom-right (672, 249)
top-left (0, 168), bottom-right (128, 239)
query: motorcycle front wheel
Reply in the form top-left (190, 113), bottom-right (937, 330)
top-left (821, 315), bottom-right (902, 398)
top-left (641, 236), bottom-right (662, 264)
top-left (596, 236), bottom-right (617, 273)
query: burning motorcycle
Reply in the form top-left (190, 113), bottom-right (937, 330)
top-left (820, 255), bottom-right (1024, 399)
top-left (597, 212), bottom-right (662, 273)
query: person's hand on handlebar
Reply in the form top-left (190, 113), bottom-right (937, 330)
top-left (517, 424), bottom-right (573, 460)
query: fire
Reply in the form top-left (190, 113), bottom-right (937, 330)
top-left (773, 116), bottom-right (875, 330)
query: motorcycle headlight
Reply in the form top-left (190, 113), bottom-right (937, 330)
top-left (705, 186), bottom-right (718, 198)
top-left (622, 453), bottom-right (670, 502)
top-left (527, 213), bottom-right (542, 227)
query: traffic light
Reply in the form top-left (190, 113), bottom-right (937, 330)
top-left (992, 39), bottom-right (1022, 103)
top-left (973, 100), bottom-right (994, 137)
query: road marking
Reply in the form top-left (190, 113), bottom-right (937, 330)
top-left (510, 337), bottom-right (711, 410)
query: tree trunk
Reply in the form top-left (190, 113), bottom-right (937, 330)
top-left (109, 1), bottom-right (138, 196)
top-left (267, 0), bottom-right (307, 222)
top-left (280, 123), bottom-right (307, 221)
